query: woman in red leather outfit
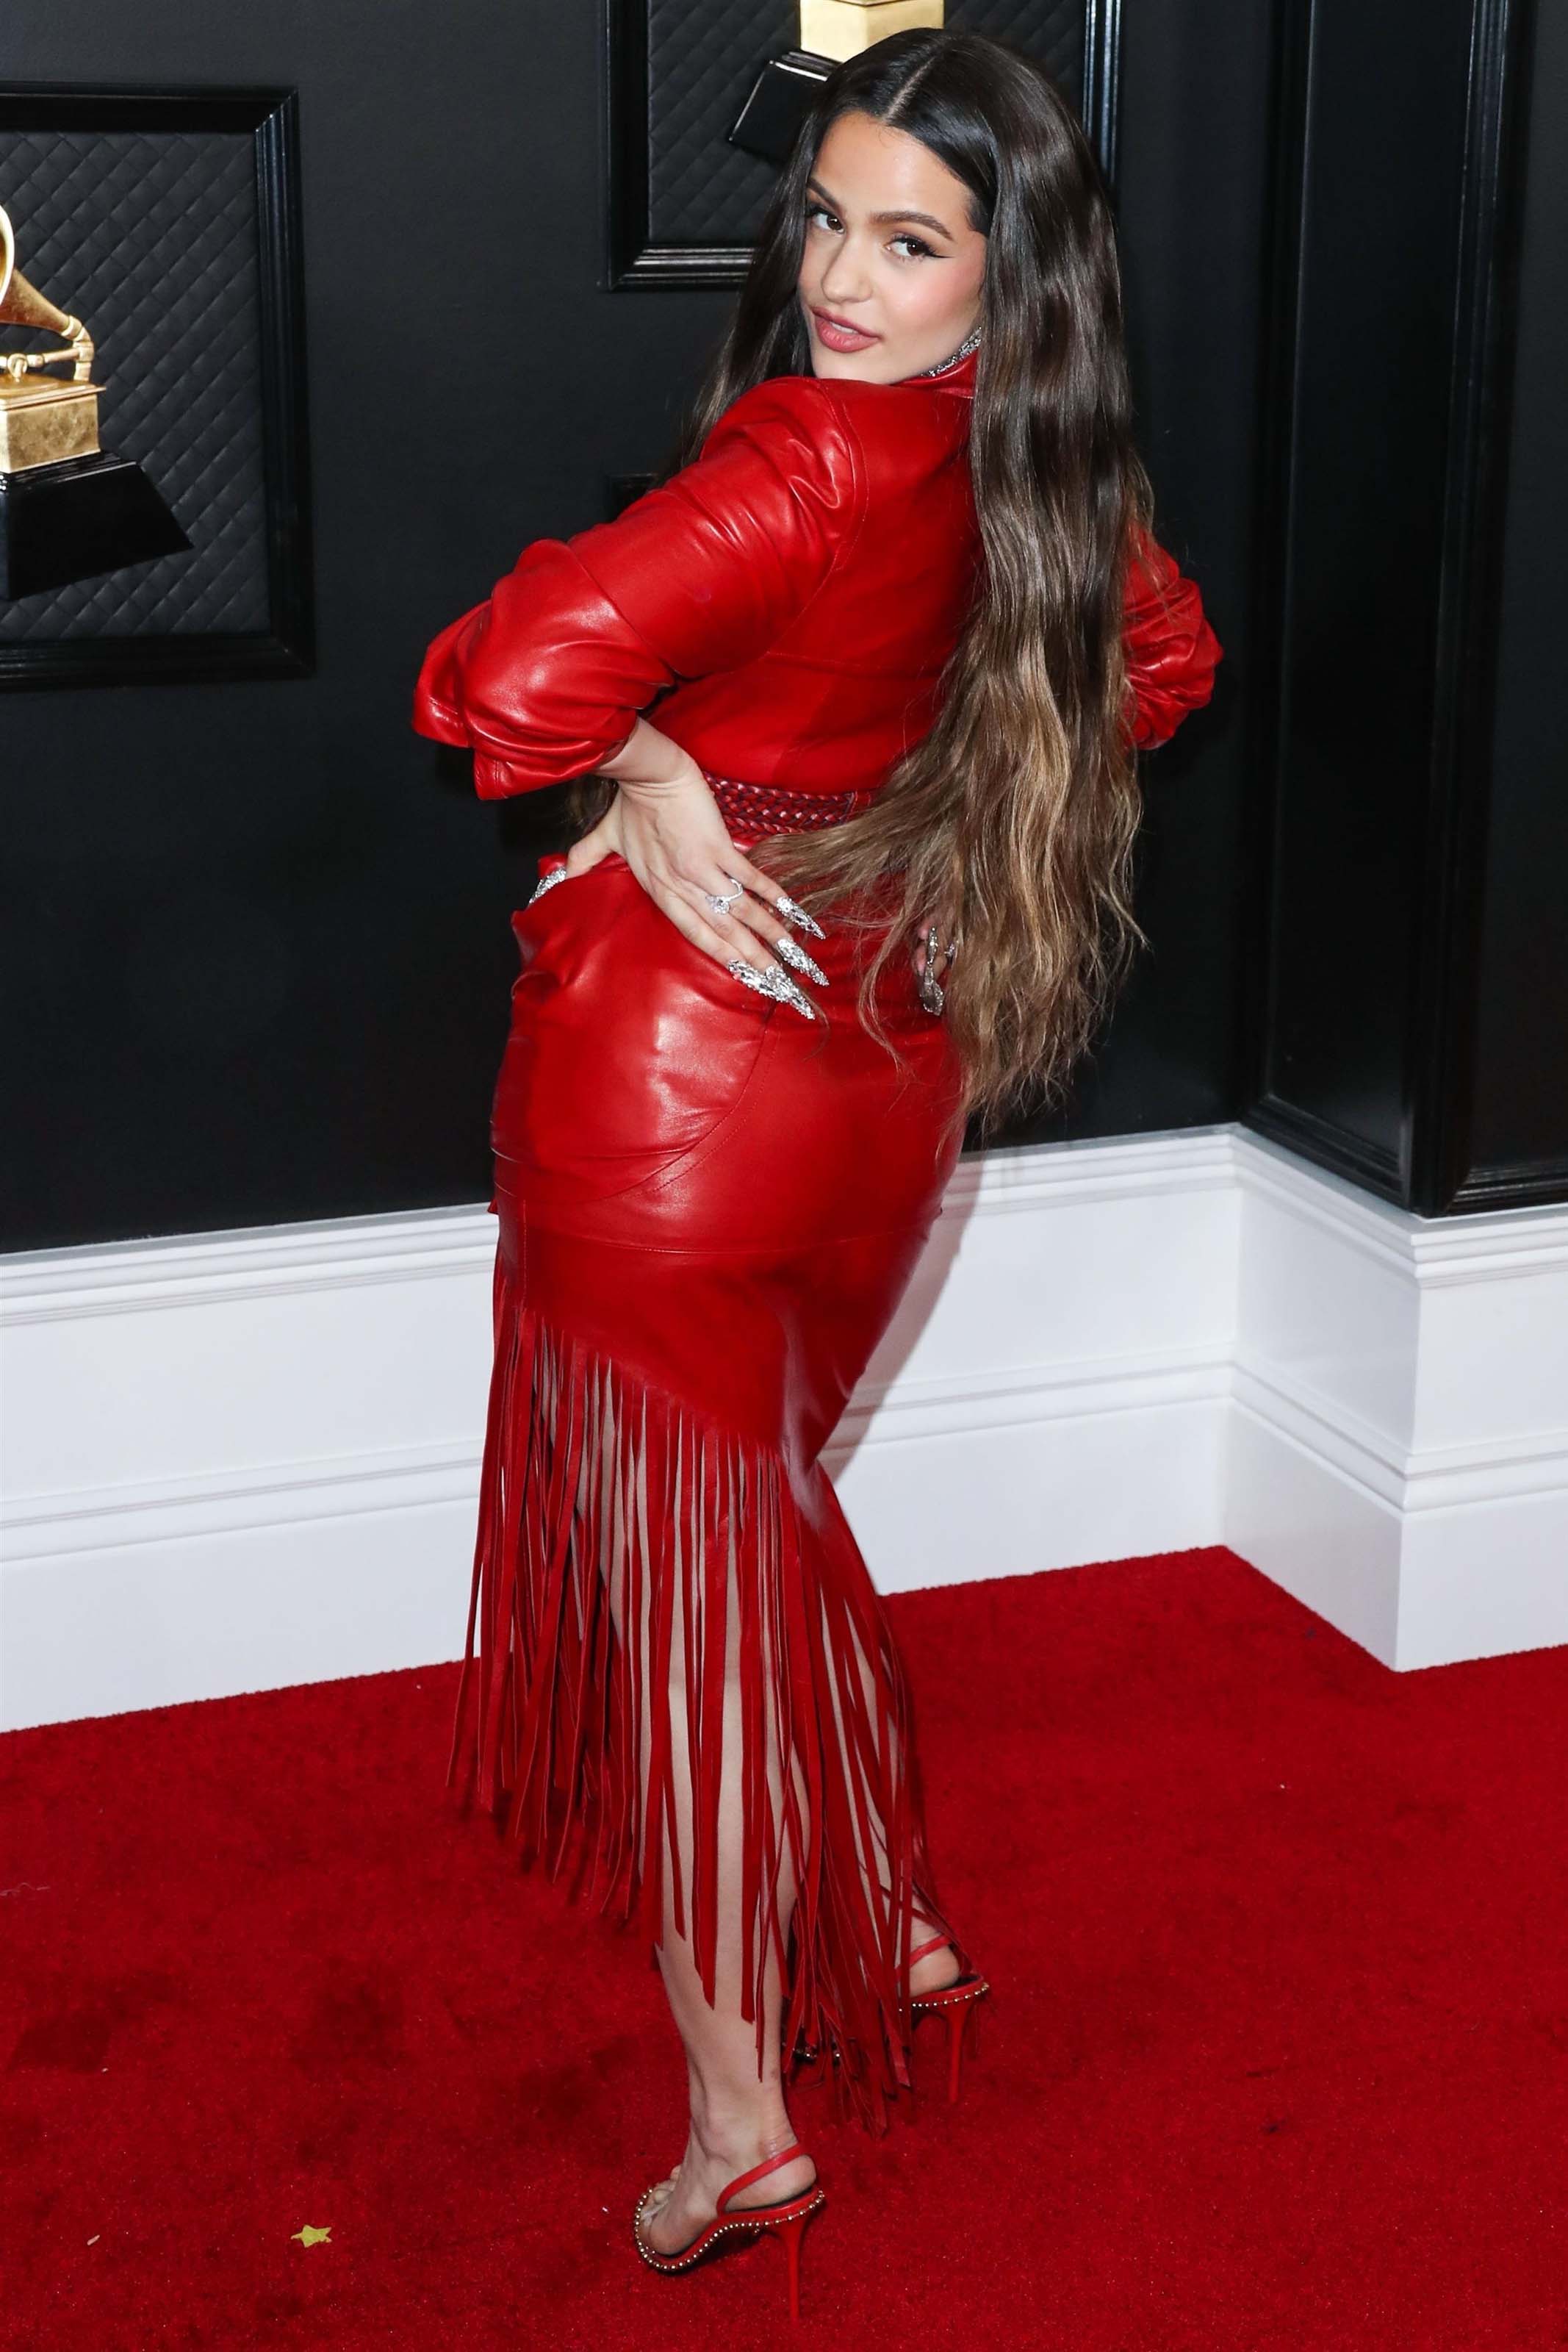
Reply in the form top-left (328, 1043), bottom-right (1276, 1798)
top-left (414, 28), bottom-right (1218, 2312)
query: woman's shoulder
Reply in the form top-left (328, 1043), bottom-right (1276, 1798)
top-left (705, 370), bottom-right (967, 504)
top-left (702, 373), bottom-right (860, 474)
top-left (689, 377), bottom-right (866, 553)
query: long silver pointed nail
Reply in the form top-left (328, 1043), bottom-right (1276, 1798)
top-left (773, 933), bottom-right (828, 985)
top-left (727, 958), bottom-right (817, 1021)
top-left (774, 892), bottom-right (826, 940)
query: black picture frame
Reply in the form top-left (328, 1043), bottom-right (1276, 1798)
top-left (605, 0), bottom-right (1121, 290)
top-left (0, 82), bottom-right (313, 689)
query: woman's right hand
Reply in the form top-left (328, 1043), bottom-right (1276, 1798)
top-left (563, 728), bottom-right (827, 1008)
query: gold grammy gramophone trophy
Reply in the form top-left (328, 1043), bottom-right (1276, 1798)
top-left (0, 201), bottom-right (189, 598)
top-left (0, 208), bottom-right (101, 471)
top-left (729, 0), bottom-right (944, 162)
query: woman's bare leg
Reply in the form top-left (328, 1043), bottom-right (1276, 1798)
top-left (638, 1703), bottom-right (817, 2251)
top-left (595, 1422), bottom-right (816, 2251)
top-left (817, 1566), bottom-right (967, 1998)
top-left (631, 1491), bottom-right (963, 2253)
top-left (578, 1382), bottom-right (960, 2252)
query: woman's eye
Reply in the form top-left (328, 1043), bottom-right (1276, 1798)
top-left (805, 207), bottom-right (933, 262)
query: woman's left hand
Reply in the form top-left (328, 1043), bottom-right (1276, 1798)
top-left (910, 916), bottom-right (959, 985)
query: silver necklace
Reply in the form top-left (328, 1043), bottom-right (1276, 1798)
top-left (905, 323), bottom-right (982, 381)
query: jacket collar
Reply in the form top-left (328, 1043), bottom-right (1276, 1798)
top-left (805, 344), bottom-right (979, 398)
top-left (905, 342), bottom-right (978, 396)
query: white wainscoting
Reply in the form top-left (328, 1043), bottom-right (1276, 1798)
top-left (824, 1130), bottom-right (1238, 1590)
top-left (1226, 1143), bottom-right (1568, 1671)
top-left (3, 1129), bottom-right (1564, 1729)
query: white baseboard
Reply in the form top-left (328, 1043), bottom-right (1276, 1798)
top-left (825, 1133), bottom-right (1237, 1588)
top-left (4, 1127), bottom-right (1564, 1727)
top-left (1224, 1140), bottom-right (1568, 1671)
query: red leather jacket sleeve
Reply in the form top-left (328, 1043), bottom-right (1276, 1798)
top-left (411, 378), bottom-right (863, 797)
top-left (1122, 526), bottom-right (1223, 750)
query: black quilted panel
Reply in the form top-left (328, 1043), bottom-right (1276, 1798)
top-left (647, 0), bottom-right (1087, 249)
top-left (0, 127), bottom-right (268, 638)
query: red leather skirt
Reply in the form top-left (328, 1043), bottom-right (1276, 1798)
top-left (445, 799), bottom-right (971, 2132)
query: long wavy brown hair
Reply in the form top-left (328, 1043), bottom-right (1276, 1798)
top-left (653, 31), bottom-right (1157, 1132)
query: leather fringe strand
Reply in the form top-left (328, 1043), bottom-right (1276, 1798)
top-left (446, 1244), bottom-right (960, 2133)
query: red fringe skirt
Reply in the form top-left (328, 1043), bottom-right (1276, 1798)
top-left (445, 848), bottom-right (970, 2132)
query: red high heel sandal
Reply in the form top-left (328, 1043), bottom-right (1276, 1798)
top-left (631, 2142), bottom-right (826, 2321)
top-left (907, 1932), bottom-right (990, 2103)
top-left (783, 1934), bottom-right (992, 2102)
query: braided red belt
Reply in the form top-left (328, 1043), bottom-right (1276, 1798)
top-left (702, 771), bottom-right (874, 837)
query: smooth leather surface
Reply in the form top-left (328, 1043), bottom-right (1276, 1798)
top-left (411, 344), bottom-right (1221, 799)
top-left (489, 857), bottom-right (967, 1474)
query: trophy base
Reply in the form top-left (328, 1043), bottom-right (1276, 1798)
top-left (727, 9), bottom-right (946, 164)
top-left (727, 51), bottom-right (834, 165)
top-left (0, 376), bottom-right (101, 472)
top-left (0, 449), bottom-right (190, 598)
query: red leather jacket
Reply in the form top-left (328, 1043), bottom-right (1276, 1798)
top-left (412, 343), bottom-right (1220, 800)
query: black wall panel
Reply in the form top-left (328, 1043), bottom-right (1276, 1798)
top-left (1013, 0), bottom-right (1275, 1148)
top-left (1251, 0), bottom-right (1476, 1196)
top-left (2, 1), bottom-right (1268, 1250)
top-left (1467, 0), bottom-right (1568, 1200)
top-left (1296, 3), bottom-right (1467, 1185)
top-left (1245, 0), bottom-right (1556, 1213)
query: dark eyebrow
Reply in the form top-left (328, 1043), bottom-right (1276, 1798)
top-left (805, 174), bottom-right (955, 240)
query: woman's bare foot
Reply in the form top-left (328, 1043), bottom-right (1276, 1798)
top-left (907, 1911), bottom-right (966, 1998)
top-left (638, 2116), bottom-right (817, 2258)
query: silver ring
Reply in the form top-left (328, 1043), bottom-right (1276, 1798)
top-left (703, 875), bottom-right (745, 917)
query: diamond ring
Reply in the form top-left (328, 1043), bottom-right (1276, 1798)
top-left (703, 875), bottom-right (746, 916)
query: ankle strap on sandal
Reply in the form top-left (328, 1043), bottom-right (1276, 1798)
top-left (909, 1932), bottom-right (954, 1967)
top-left (716, 2142), bottom-right (811, 2213)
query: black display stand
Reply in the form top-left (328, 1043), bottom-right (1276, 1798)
top-left (0, 448), bottom-right (190, 598)
top-left (727, 49), bottom-right (832, 165)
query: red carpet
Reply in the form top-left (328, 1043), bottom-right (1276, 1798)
top-left (3, 1546), bottom-right (1562, 2349)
